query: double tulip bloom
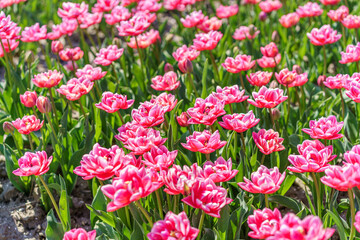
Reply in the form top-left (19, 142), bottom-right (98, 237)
top-left (233, 26), bottom-right (260, 41)
top-left (127, 29), bottom-right (160, 49)
top-left (321, 163), bottom-right (360, 191)
top-left (186, 95), bottom-right (225, 125)
top-left (247, 208), bottom-right (282, 239)
top-left (13, 151), bottom-right (52, 176)
top-left (279, 13), bottom-right (300, 28)
top-left (151, 71), bottom-right (180, 91)
top-left (148, 211), bottom-right (199, 240)
top-left (63, 228), bottom-right (96, 240)
top-left (219, 111), bottom-right (260, 133)
top-left (117, 15), bottom-right (151, 36)
top-left (296, 2), bottom-right (323, 18)
top-left (323, 74), bottom-right (349, 89)
top-left (104, 6), bottom-right (131, 25)
top-left (181, 130), bottom-right (226, 154)
top-left (307, 25), bottom-right (341, 46)
top-left (12, 115), bottom-right (43, 135)
top-left (57, 77), bottom-right (94, 101)
top-left (339, 43), bottom-right (360, 64)
top-left (253, 129), bottom-right (285, 155)
top-left (94, 45), bottom-right (124, 66)
top-left (302, 115), bottom-right (343, 140)
top-left (76, 65), bottom-right (107, 82)
top-left (259, 0), bottom-right (282, 13)
top-left (238, 165), bottom-right (285, 194)
top-left (59, 47), bottom-right (84, 61)
top-left (95, 92), bottom-right (134, 113)
top-left (222, 54), bottom-right (256, 73)
top-left (20, 91), bottom-right (37, 108)
top-left (246, 71), bottom-right (273, 87)
top-left (247, 86), bottom-right (288, 109)
top-left (214, 85), bottom-right (248, 104)
top-left (132, 101), bottom-right (166, 127)
top-left (216, 5), bottom-right (238, 19)
top-left (202, 157), bottom-right (238, 183)
top-left (21, 23), bottom-right (47, 42)
top-left (32, 70), bottom-right (64, 88)
top-left (288, 140), bottom-right (336, 173)
top-left (328, 5), bottom-right (349, 22)
top-left (192, 30), bottom-right (223, 51)
top-left (181, 10), bottom-right (204, 28)
top-left (142, 145), bottom-right (177, 171)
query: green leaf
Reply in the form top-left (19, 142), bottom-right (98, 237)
top-left (326, 210), bottom-right (347, 240)
top-left (59, 176), bottom-right (71, 231)
top-left (130, 220), bottom-right (145, 240)
top-left (268, 194), bottom-right (303, 213)
top-left (45, 209), bottom-right (65, 240)
top-left (201, 59), bottom-right (209, 99)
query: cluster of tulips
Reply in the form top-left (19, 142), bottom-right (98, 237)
top-left (2, 0), bottom-right (360, 239)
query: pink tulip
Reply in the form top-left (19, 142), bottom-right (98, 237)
top-left (32, 70), bottom-right (64, 88)
top-left (238, 165), bottom-right (285, 194)
top-left (233, 26), bottom-right (260, 41)
top-left (117, 15), bottom-right (151, 36)
top-left (253, 129), bottom-right (285, 155)
top-left (180, 10), bottom-right (204, 28)
top-left (302, 115), bottom-right (343, 140)
top-left (173, 45), bottom-right (200, 62)
top-left (115, 121), bottom-right (142, 143)
top-left (323, 74), bottom-right (349, 89)
top-left (177, 112), bottom-right (190, 127)
top-left (59, 19), bottom-right (78, 36)
top-left (279, 13), bottom-right (300, 28)
top-left (355, 211), bottom-right (360, 233)
top-left (197, 16), bottom-right (222, 33)
top-left (346, 81), bottom-right (360, 102)
top-left (342, 15), bottom-right (360, 29)
top-left (259, 0), bottom-right (282, 13)
top-left (74, 143), bottom-right (139, 180)
top-left (122, 127), bottom-right (167, 155)
top-left (0, 0), bottom-right (27, 8)
top-left (267, 213), bottom-right (335, 240)
top-left (151, 71), bottom-right (180, 91)
top-left (161, 164), bottom-right (201, 195)
top-left (216, 5), bottom-right (238, 19)
top-left (287, 140), bottom-right (336, 173)
top-left (203, 157), bottom-right (238, 182)
top-left (78, 12), bottom-right (103, 29)
top-left (76, 64), bottom-right (107, 81)
top-left (222, 54), bottom-right (256, 73)
top-left (339, 43), bottom-right (360, 64)
top-left (320, 0), bottom-right (340, 5)
top-left (57, 77), bottom-right (94, 101)
top-left (136, 0), bottom-right (162, 13)
top-left (307, 25), bottom-right (341, 46)
top-left (101, 165), bottom-right (163, 211)
top-left (132, 102), bottom-right (166, 127)
top-left (182, 178), bottom-right (233, 218)
top-left (142, 145), bottom-right (177, 171)
top-left (13, 151), bottom-right (52, 176)
top-left (93, 0), bottom-right (120, 12)
top-left (296, 2), bottom-right (323, 18)
top-left (257, 54), bottom-right (281, 68)
top-left (260, 42), bottom-right (279, 58)
top-left (0, 39), bottom-right (19, 57)
top-left (275, 68), bottom-right (297, 86)
top-left (127, 29), bottom-right (160, 49)
top-left (321, 163), bottom-right (360, 191)
top-left (64, 61), bottom-right (78, 72)
top-left (243, 0), bottom-right (261, 4)
top-left (47, 24), bottom-right (64, 40)
top-left (148, 211), bottom-right (199, 240)
top-left (12, 115), bottom-right (43, 135)
top-left (132, 10), bottom-right (156, 24)
top-left (0, 12), bottom-right (21, 40)
top-left (187, 95), bottom-right (225, 125)
top-left (94, 45), bottom-right (124, 66)
top-left (104, 6), bottom-right (131, 25)
top-left (192, 30), bottom-right (223, 51)
top-left (214, 85), bottom-right (248, 104)
top-left (20, 91), bottom-right (37, 108)
top-left (95, 92), bottom-right (134, 113)
top-left (328, 5), bottom-right (348, 22)
top-left (63, 228), bottom-right (96, 240)
top-left (21, 23), bottom-right (47, 42)
top-left (57, 2), bottom-right (88, 20)
top-left (246, 71), bottom-right (273, 87)
top-left (248, 208), bottom-right (282, 239)
top-left (344, 145), bottom-right (360, 164)
top-left (181, 130), bottom-right (226, 154)
top-left (36, 96), bottom-right (51, 113)
top-left (248, 86), bottom-right (288, 108)
top-left (219, 111), bottom-right (259, 133)
top-left (51, 40), bottom-right (63, 54)
top-left (59, 47), bottom-right (84, 61)
top-left (150, 92), bottom-right (178, 112)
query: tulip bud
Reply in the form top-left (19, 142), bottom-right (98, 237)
top-left (259, 11), bottom-right (267, 21)
top-left (3, 121), bottom-right (14, 133)
top-left (293, 65), bottom-right (302, 74)
top-left (271, 31), bottom-right (280, 43)
top-left (20, 91), bottom-right (37, 108)
top-left (25, 51), bottom-right (35, 63)
top-left (178, 59), bottom-right (193, 74)
top-left (271, 108), bottom-right (281, 121)
top-left (164, 63), bottom-right (174, 73)
top-left (249, 24), bottom-right (256, 36)
top-left (269, 80), bottom-right (278, 89)
top-left (317, 75), bottom-right (327, 87)
top-left (177, 112), bottom-right (189, 127)
top-left (51, 41), bottom-right (63, 54)
top-left (36, 96), bottom-right (51, 113)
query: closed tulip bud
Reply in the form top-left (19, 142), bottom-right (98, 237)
top-left (25, 51), bottom-right (35, 63)
top-left (164, 63), bottom-right (174, 73)
top-left (3, 121), bottom-right (14, 133)
top-left (249, 24), bottom-right (256, 36)
top-left (51, 41), bottom-right (63, 54)
top-left (179, 58), bottom-right (193, 74)
top-left (271, 30), bottom-right (280, 43)
top-left (293, 64), bottom-right (302, 74)
top-left (269, 80), bottom-right (278, 88)
top-left (272, 108), bottom-right (281, 120)
top-left (259, 11), bottom-right (268, 21)
top-left (36, 96), bottom-right (51, 113)
top-left (317, 75), bottom-right (327, 87)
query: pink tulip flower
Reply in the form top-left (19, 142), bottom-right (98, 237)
top-left (219, 111), bottom-right (259, 133)
top-left (187, 95), bottom-right (226, 125)
top-left (296, 2), bottom-right (323, 18)
top-left (216, 5), bottom-right (239, 19)
top-left (355, 211), bottom-right (360, 233)
top-left (93, 0), bottom-right (120, 12)
top-left (21, 23), bottom-right (47, 42)
top-left (51, 40), bottom-right (64, 54)
top-left (180, 10), bottom-right (204, 28)
top-left (63, 228), bottom-right (96, 240)
top-left (142, 145), bottom-right (177, 171)
top-left (104, 6), bottom-right (131, 25)
top-left (307, 25), bottom-right (341, 46)
top-left (328, 5), bottom-right (348, 22)
top-left (57, 2), bottom-right (88, 20)
top-left (36, 96), bottom-right (51, 113)
top-left (94, 45), bottom-right (124, 66)
top-left (248, 86), bottom-right (288, 108)
top-left (346, 81), bottom-right (360, 102)
top-left (233, 26), bottom-right (260, 41)
top-left (173, 45), bottom-right (200, 62)
top-left (127, 29), bottom-right (160, 49)
top-left (59, 47), bottom-right (84, 61)
top-left (344, 145), bottom-right (360, 165)
top-left (78, 12), bottom-right (103, 29)
top-left (248, 208), bottom-right (282, 239)
top-left (0, 12), bottom-right (21, 40)
top-left (132, 102), bottom-right (166, 127)
top-left (323, 74), bottom-right (349, 89)
top-left (302, 115), bottom-right (343, 140)
top-left (279, 13), bottom-right (300, 28)
top-left (260, 42), bottom-right (279, 58)
top-left (342, 15), bottom-right (360, 29)
top-left (287, 140), bottom-right (336, 173)
top-left (177, 112), bottom-right (190, 127)
top-left (320, 0), bottom-right (341, 5)
top-left (13, 151), bottom-right (52, 176)
top-left (12, 115), bottom-right (43, 135)
top-left (257, 54), bottom-right (281, 68)
top-left (58, 19), bottom-right (78, 36)
top-left (259, 0), bottom-right (282, 13)
top-left (339, 43), bottom-right (360, 64)
top-left (57, 77), bottom-right (94, 101)
top-left (150, 93), bottom-right (178, 112)
top-left (192, 30), bottom-right (223, 51)
top-left (136, 0), bottom-right (162, 13)
top-left (197, 16), bottom-right (222, 33)
top-left (76, 65), bottom-right (107, 81)
top-left (181, 130), bottom-right (226, 154)
top-left (222, 54), bottom-right (256, 73)
top-left (253, 129), bottom-right (285, 155)
top-left (321, 163), bottom-right (360, 191)
top-left (151, 71), bottom-right (180, 91)
top-left (95, 92), bottom-right (134, 113)
top-left (20, 91), bottom-right (37, 108)
top-left (246, 71), bottom-right (273, 87)
top-left (32, 70), bottom-right (64, 88)
top-left (117, 15), bottom-right (151, 36)
top-left (214, 85), bottom-right (248, 104)
top-left (202, 157), bottom-right (238, 182)
top-left (238, 165), bottom-right (285, 194)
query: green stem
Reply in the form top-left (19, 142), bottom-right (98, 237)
top-left (10, 133), bottom-right (22, 155)
top-left (268, 108), bottom-right (274, 129)
top-left (197, 211), bottom-right (206, 240)
top-left (48, 88), bottom-right (59, 127)
top-left (357, 62), bottom-right (360, 73)
top-left (135, 200), bottom-right (153, 227)
top-left (339, 89), bottom-right (345, 120)
top-left (348, 188), bottom-right (356, 240)
top-left (155, 190), bottom-right (164, 219)
top-left (38, 175), bottom-right (67, 231)
top-left (323, 45), bottom-right (327, 76)
top-left (260, 154), bottom-right (266, 165)
top-left (209, 51), bottom-right (220, 82)
top-left (264, 194), bottom-right (269, 208)
top-left (78, 99), bottom-right (86, 117)
top-left (187, 73), bottom-right (199, 98)
top-left (112, 63), bottom-right (121, 85)
top-left (125, 206), bottom-right (131, 229)
top-left (311, 172), bottom-right (322, 218)
top-left (45, 112), bottom-right (59, 145)
top-left (240, 132), bottom-right (246, 157)
top-left (117, 111), bottom-right (125, 125)
top-left (28, 133), bottom-right (34, 151)
top-left (135, 36), bottom-right (146, 82)
top-left (286, 85), bottom-right (290, 126)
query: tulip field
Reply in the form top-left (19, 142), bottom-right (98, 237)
top-left (2, 0), bottom-right (360, 239)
